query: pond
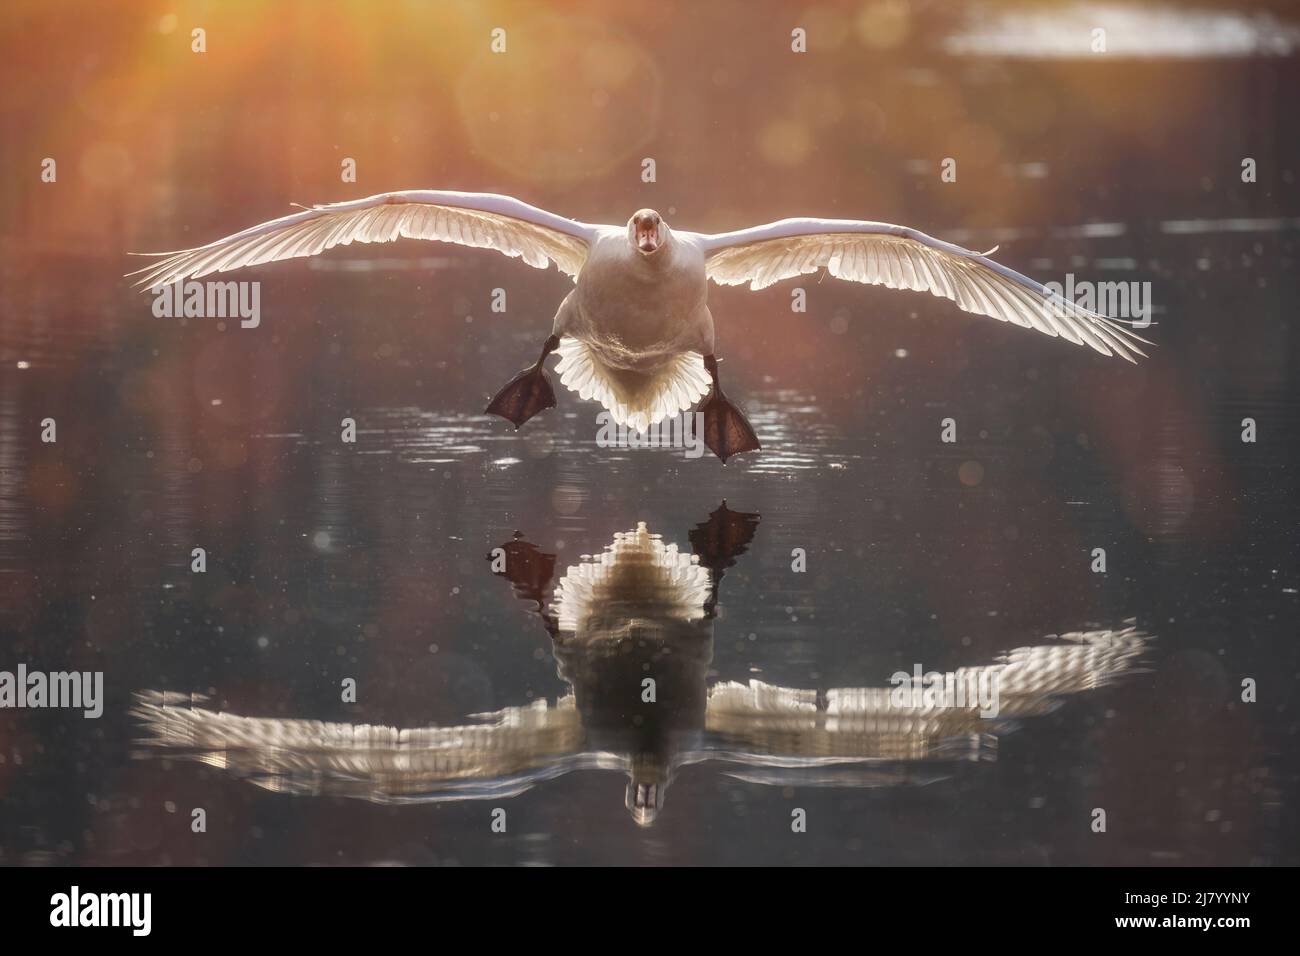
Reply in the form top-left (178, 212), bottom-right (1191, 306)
top-left (0, 0), bottom-right (1295, 865)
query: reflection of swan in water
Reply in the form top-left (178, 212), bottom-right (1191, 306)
top-left (133, 503), bottom-right (1150, 826)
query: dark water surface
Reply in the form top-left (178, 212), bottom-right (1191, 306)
top-left (2, 247), bottom-right (1295, 864)
top-left (1, 2), bottom-right (1298, 866)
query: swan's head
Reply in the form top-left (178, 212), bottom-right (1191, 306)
top-left (626, 759), bottom-right (670, 827)
top-left (628, 209), bottom-right (668, 256)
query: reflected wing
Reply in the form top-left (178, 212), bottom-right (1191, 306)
top-left (703, 626), bottom-right (1149, 779)
top-left (698, 218), bottom-right (1149, 361)
top-left (129, 190), bottom-right (598, 287)
top-left (132, 691), bottom-right (588, 803)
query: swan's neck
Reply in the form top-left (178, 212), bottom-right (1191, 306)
top-left (631, 239), bottom-right (676, 273)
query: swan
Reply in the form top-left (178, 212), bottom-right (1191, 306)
top-left (130, 190), bottom-right (1150, 462)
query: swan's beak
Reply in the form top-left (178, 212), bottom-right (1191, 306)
top-left (635, 222), bottom-right (660, 254)
top-left (626, 780), bottom-right (663, 826)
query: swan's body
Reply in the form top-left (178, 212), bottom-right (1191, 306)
top-left (549, 222), bottom-right (715, 430)
top-left (130, 190), bottom-right (1149, 460)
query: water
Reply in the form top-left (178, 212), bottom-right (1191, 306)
top-left (1, 1), bottom-right (1297, 865)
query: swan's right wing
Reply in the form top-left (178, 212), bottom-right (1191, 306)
top-left (132, 691), bottom-right (588, 803)
top-left (128, 190), bottom-right (599, 288)
top-left (698, 218), bottom-right (1150, 361)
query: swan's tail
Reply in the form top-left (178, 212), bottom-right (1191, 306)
top-left (552, 338), bottom-right (712, 433)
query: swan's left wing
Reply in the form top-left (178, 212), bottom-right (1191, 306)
top-left (697, 218), bottom-right (1149, 361)
top-left (131, 691), bottom-right (589, 803)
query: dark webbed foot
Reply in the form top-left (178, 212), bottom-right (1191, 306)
top-left (486, 366), bottom-right (556, 428)
top-left (700, 354), bottom-right (761, 463)
top-left (689, 501), bottom-right (761, 616)
top-left (486, 335), bottom-right (560, 429)
top-left (689, 501), bottom-right (761, 573)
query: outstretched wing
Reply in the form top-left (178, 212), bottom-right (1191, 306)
top-left (702, 626), bottom-right (1150, 779)
top-left (697, 218), bottom-right (1149, 361)
top-left (131, 691), bottom-right (589, 803)
top-left (129, 190), bottom-right (598, 288)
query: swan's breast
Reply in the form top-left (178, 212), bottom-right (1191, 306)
top-left (572, 235), bottom-right (709, 355)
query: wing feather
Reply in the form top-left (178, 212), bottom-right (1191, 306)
top-left (699, 218), bottom-right (1150, 361)
top-left (704, 626), bottom-right (1150, 761)
top-left (132, 691), bottom-right (585, 802)
top-left (129, 189), bottom-right (598, 288)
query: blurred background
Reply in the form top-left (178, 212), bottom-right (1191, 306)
top-left (0, 0), bottom-right (1297, 864)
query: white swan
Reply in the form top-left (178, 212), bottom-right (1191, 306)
top-left (130, 190), bottom-right (1149, 461)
